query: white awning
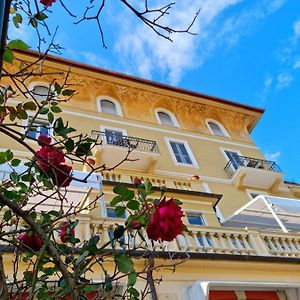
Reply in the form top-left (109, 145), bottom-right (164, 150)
top-left (222, 196), bottom-right (300, 233)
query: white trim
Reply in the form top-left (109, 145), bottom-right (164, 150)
top-left (61, 108), bottom-right (259, 150)
top-left (202, 183), bottom-right (211, 193)
top-left (206, 119), bottom-right (230, 137)
top-left (164, 137), bottom-right (199, 168)
top-left (220, 147), bottom-right (242, 162)
top-left (28, 81), bottom-right (55, 101)
top-left (155, 108), bottom-right (180, 127)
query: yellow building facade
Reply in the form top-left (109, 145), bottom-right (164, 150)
top-left (1, 50), bottom-right (300, 300)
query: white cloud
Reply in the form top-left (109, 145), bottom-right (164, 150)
top-left (293, 20), bottom-right (300, 37)
top-left (114, 0), bottom-right (286, 85)
top-left (276, 73), bottom-right (293, 89)
top-left (265, 151), bottom-right (281, 162)
top-left (293, 58), bottom-right (300, 69)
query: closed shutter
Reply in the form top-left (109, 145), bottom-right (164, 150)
top-left (209, 291), bottom-right (238, 300)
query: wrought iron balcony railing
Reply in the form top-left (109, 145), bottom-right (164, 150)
top-left (224, 155), bottom-right (282, 177)
top-left (92, 130), bottom-right (159, 154)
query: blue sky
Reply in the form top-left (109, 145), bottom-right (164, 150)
top-left (10, 0), bottom-right (300, 181)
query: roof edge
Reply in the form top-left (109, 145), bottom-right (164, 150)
top-left (14, 49), bottom-right (265, 114)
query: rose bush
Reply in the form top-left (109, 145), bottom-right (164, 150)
top-left (146, 197), bottom-right (184, 242)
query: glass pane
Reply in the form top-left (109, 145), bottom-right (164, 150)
top-left (107, 207), bottom-right (125, 218)
top-left (187, 214), bottom-right (206, 225)
top-left (104, 129), bottom-right (124, 146)
top-left (170, 142), bottom-right (183, 163)
top-left (208, 122), bottom-right (225, 136)
top-left (158, 112), bottom-right (174, 126)
top-left (32, 85), bottom-right (50, 101)
top-left (101, 100), bottom-right (117, 115)
top-left (39, 126), bottom-right (50, 136)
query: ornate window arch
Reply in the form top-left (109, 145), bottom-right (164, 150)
top-left (206, 119), bottom-right (229, 137)
top-left (97, 96), bottom-right (123, 116)
top-left (155, 108), bottom-right (179, 127)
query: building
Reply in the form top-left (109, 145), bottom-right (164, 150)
top-left (1, 50), bottom-right (300, 300)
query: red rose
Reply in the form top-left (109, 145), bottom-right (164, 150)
top-left (40, 0), bottom-right (56, 7)
top-left (37, 135), bottom-right (52, 146)
top-left (146, 198), bottom-right (184, 242)
top-left (36, 146), bottom-right (65, 172)
top-left (52, 164), bottom-right (72, 187)
top-left (18, 232), bottom-right (43, 251)
top-left (133, 177), bottom-right (142, 187)
top-left (59, 222), bottom-right (75, 243)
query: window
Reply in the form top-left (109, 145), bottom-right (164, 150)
top-left (104, 129), bottom-right (124, 146)
top-left (98, 98), bottom-right (123, 116)
top-left (170, 141), bottom-right (193, 164)
top-left (155, 109), bottom-right (179, 127)
top-left (187, 213), bottom-right (206, 225)
top-left (224, 150), bottom-right (243, 170)
top-left (207, 120), bottom-right (229, 137)
top-left (31, 85), bottom-right (52, 101)
top-left (26, 117), bottom-right (51, 140)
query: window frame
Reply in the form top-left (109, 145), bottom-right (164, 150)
top-left (165, 137), bottom-right (198, 168)
top-left (220, 147), bottom-right (243, 171)
top-left (155, 108), bottom-right (179, 127)
top-left (206, 119), bottom-right (230, 137)
top-left (97, 96), bottom-right (123, 116)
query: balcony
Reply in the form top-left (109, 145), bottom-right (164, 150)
top-left (224, 155), bottom-right (283, 190)
top-left (91, 131), bottom-right (160, 172)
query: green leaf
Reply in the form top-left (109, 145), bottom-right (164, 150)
top-left (3, 49), bottom-right (14, 63)
top-left (75, 142), bottom-right (92, 157)
top-left (54, 82), bottom-right (61, 94)
top-left (0, 152), bottom-right (6, 164)
top-left (13, 13), bottom-right (22, 28)
top-left (10, 172), bottom-right (20, 183)
top-left (6, 149), bottom-right (13, 161)
top-left (114, 253), bottom-right (133, 273)
top-left (65, 139), bottom-right (75, 152)
top-left (144, 179), bottom-right (152, 191)
top-left (7, 39), bottom-right (30, 50)
top-left (115, 206), bottom-right (126, 217)
top-left (11, 159), bottom-right (21, 167)
top-left (4, 210), bottom-right (12, 222)
top-left (126, 200), bottom-right (140, 210)
top-left (174, 199), bottom-right (183, 205)
top-left (62, 89), bottom-right (75, 96)
top-left (113, 185), bottom-right (134, 201)
top-left (47, 112), bottom-right (54, 123)
top-left (30, 17), bottom-right (38, 28)
top-left (51, 106), bottom-right (62, 113)
top-left (23, 101), bottom-right (37, 110)
top-left (113, 226), bottom-right (125, 239)
top-left (39, 107), bottom-right (49, 114)
top-left (35, 12), bottom-right (48, 21)
top-left (127, 272), bottom-right (137, 286)
top-left (110, 195), bottom-right (122, 207)
top-left (128, 287), bottom-right (139, 298)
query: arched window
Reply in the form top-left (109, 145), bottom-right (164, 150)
top-left (31, 84), bottom-right (51, 101)
top-left (207, 120), bottom-right (229, 137)
top-left (98, 97), bottom-right (122, 116)
top-left (156, 109), bottom-right (179, 127)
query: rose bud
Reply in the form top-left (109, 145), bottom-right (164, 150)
top-left (133, 177), bottom-right (142, 187)
top-left (131, 220), bottom-right (141, 229)
top-left (59, 222), bottom-right (75, 243)
top-left (40, 0), bottom-right (56, 7)
top-left (18, 232), bottom-right (43, 251)
top-left (86, 158), bottom-right (96, 166)
top-left (37, 135), bottom-right (52, 146)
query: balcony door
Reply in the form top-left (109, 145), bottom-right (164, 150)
top-left (224, 150), bottom-right (243, 170)
top-left (104, 129), bottom-right (125, 146)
